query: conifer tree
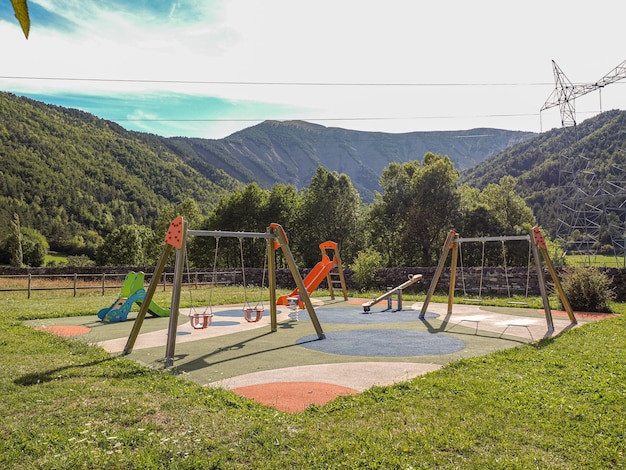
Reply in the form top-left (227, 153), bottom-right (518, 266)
top-left (9, 213), bottom-right (23, 267)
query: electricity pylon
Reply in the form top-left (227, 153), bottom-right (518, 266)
top-left (540, 59), bottom-right (626, 263)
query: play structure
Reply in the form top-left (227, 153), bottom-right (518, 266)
top-left (362, 274), bottom-right (422, 312)
top-left (97, 271), bottom-right (170, 323)
top-left (419, 227), bottom-right (577, 333)
top-left (277, 240), bottom-right (347, 309)
top-left (122, 217), bottom-right (326, 366)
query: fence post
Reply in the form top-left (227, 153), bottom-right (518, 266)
top-left (28, 273), bottom-right (31, 299)
top-left (73, 273), bottom-right (78, 297)
top-left (101, 273), bottom-right (105, 296)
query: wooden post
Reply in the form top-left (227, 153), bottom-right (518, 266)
top-left (532, 226), bottom-right (576, 324)
top-left (123, 216), bottom-right (184, 356)
top-left (270, 223), bottom-right (325, 339)
top-left (420, 231), bottom-right (457, 319)
top-left (122, 244), bottom-right (173, 355)
top-left (530, 229), bottom-right (554, 333)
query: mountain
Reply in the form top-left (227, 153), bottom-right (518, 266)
top-left (171, 121), bottom-right (535, 202)
top-left (460, 110), bottom-right (626, 237)
top-left (0, 92), bottom-right (240, 250)
top-left (0, 91), bottom-right (534, 251)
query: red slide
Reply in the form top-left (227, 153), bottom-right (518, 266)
top-left (277, 255), bottom-right (335, 306)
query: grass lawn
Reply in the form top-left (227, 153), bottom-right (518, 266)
top-left (565, 253), bottom-right (626, 268)
top-left (1, 288), bottom-right (625, 468)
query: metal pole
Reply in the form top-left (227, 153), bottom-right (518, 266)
top-left (267, 238), bottom-right (278, 332)
top-left (447, 240), bottom-right (459, 315)
top-left (165, 219), bottom-right (188, 367)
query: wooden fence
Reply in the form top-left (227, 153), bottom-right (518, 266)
top-left (0, 270), bottom-right (241, 298)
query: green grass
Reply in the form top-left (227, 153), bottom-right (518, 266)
top-left (1, 288), bottom-right (625, 468)
top-left (44, 251), bottom-right (69, 266)
top-left (566, 253), bottom-right (626, 267)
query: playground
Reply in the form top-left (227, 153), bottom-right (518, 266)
top-left (28, 296), bottom-right (586, 413)
top-left (26, 219), bottom-right (590, 413)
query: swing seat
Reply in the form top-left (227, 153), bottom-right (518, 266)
top-left (243, 307), bottom-right (264, 323)
top-left (190, 312), bottom-right (212, 329)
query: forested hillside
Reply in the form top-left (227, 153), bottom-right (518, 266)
top-left (0, 92), bottom-right (239, 252)
top-left (460, 110), bottom-right (626, 235)
top-left (1, 92), bottom-right (535, 255)
top-left (172, 120), bottom-right (535, 202)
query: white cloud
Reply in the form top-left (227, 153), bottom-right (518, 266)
top-left (1, 0), bottom-right (626, 138)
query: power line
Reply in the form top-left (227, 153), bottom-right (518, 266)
top-left (0, 75), bottom-right (553, 87)
top-left (111, 113), bottom-right (540, 123)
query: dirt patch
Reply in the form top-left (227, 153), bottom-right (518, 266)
top-left (232, 381), bottom-right (359, 413)
top-left (37, 325), bottom-right (91, 337)
top-left (544, 310), bottom-right (618, 321)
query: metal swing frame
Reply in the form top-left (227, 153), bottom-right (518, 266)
top-left (122, 217), bottom-right (326, 367)
top-left (419, 227), bottom-right (577, 334)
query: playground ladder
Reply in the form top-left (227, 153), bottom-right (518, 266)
top-left (319, 241), bottom-right (348, 301)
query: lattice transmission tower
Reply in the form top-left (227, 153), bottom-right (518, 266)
top-left (540, 59), bottom-right (626, 263)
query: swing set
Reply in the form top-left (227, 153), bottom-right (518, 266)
top-left (419, 227), bottom-right (577, 334)
top-left (185, 235), bottom-right (268, 328)
top-left (457, 235), bottom-right (533, 303)
top-left (122, 217), bottom-right (326, 367)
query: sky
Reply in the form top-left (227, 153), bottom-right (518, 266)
top-left (1, 0), bottom-right (626, 139)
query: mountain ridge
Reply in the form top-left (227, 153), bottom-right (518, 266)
top-left (171, 120), bottom-right (535, 201)
top-left (0, 91), bottom-right (536, 249)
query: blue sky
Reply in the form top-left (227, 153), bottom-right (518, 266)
top-left (2, 0), bottom-right (626, 139)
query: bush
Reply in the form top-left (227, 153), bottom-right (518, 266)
top-left (350, 248), bottom-right (382, 291)
top-left (21, 227), bottom-right (49, 267)
top-left (559, 267), bottom-right (616, 313)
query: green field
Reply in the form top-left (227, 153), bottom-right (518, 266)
top-left (1, 288), bottom-right (624, 468)
top-left (565, 253), bottom-right (626, 267)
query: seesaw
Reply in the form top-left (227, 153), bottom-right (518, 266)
top-left (362, 274), bottom-right (422, 313)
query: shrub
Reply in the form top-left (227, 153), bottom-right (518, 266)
top-left (21, 227), bottom-right (49, 267)
top-left (66, 255), bottom-right (96, 267)
top-left (350, 248), bottom-right (382, 291)
top-left (559, 266), bottom-right (615, 313)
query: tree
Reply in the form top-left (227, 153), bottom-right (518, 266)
top-left (96, 224), bottom-right (159, 266)
top-left (8, 213), bottom-right (23, 267)
top-left (294, 167), bottom-right (363, 266)
top-left (457, 176), bottom-right (537, 266)
top-left (21, 226), bottom-right (49, 267)
top-left (478, 176), bottom-right (536, 234)
top-left (193, 183), bottom-right (271, 268)
top-left (265, 184), bottom-right (300, 230)
top-left (370, 153), bottom-right (460, 266)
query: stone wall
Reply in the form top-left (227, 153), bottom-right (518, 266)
top-left (2, 265), bottom-right (625, 301)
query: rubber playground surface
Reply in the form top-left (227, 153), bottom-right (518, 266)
top-left (27, 298), bottom-right (601, 413)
